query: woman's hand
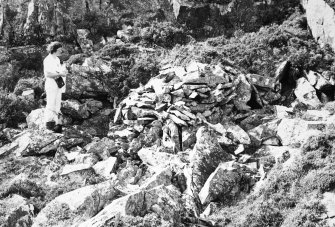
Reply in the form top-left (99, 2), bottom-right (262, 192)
top-left (59, 64), bottom-right (68, 76)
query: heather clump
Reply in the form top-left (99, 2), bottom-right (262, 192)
top-left (212, 133), bottom-right (335, 227)
top-left (0, 93), bottom-right (39, 128)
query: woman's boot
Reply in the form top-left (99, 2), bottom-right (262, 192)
top-left (46, 121), bottom-right (55, 130)
top-left (53, 124), bottom-right (62, 133)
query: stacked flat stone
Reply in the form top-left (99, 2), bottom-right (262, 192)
top-left (114, 61), bottom-right (279, 127)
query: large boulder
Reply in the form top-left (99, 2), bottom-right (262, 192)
top-left (92, 157), bottom-right (118, 179)
top-left (301, 0), bottom-right (335, 51)
top-left (248, 119), bottom-right (282, 146)
top-left (190, 126), bottom-right (232, 192)
top-left (199, 161), bottom-right (255, 205)
top-left (321, 190), bottom-right (335, 226)
top-left (139, 167), bottom-right (173, 190)
top-left (77, 29), bottom-right (93, 54)
top-left (66, 64), bottom-right (110, 99)
top-left (207, 122), bottom-right (251, 145)
top-left (0, 194), bottom-right (34, 227)
top-left (276, 118), bottom-right (330, 146)
top-left (294, 77), bottom-right (322, 108)
top-left (138, 147), bottom-right (185, 169)
top-left (78, 185), bottom-right (184, 227)
top-left (234, 74), bottom-right (252, 108)
top-left (162, 119), bottom-right (181, 152)
top-left (61, 99), bottom-right (90, 119)
top-left (9, 130), bottom-right (63, 156)
top-left (32, 180), bottom-right (121, 227)
top-left (84, 137), bottom-right (118, 160)
top-left (79, 114), bottom-right (110, 137)
top-left (26, 108), bottom-right (45, 130)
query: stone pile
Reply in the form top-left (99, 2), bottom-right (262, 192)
top-left (115, 61), bottom-right (279, 127)
top-left (112, 61), bottom-right (280, 153)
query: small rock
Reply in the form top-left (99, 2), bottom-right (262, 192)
top-left (171, 89), bottom-right (185, 97)
top-left (189, 91), bottom-right (198, 99)
top-left (140, 168), bottom-right (173, 190)
top-left (114, 106), bottom-right (123, 124)
top-left (0, 142), bottom-right (19, 157)
top-left (275, 60), bottom-right (290, 82)
top-left (26, 108), bottom-right (45, 130)
top-left (294, 77), bottom-right (321, 108)
top-left (246, 74), bottom-right (276, 89)
top-left (274, 105), bottom-right (293, 119)
top-left (200, 202), bottom-right (218, 218)
top-left (60, 163), bottom-right (93, 176)
top-left (321, 191), bottom-right (335, 218)
top-left (234, 144), bottom-right (245, 155)
top-left (93, 157), bottom-right (118, 179)
top-left (21, 89), bottom-right (35, 99)
top-left (168, 113), bottom-right (188, 126)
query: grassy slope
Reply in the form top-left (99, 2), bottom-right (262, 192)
top-left (164, 10), bottom-right (335, 79)
top-left (211, 132), bottom-right (335, 227)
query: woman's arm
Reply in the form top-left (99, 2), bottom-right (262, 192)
top-left (44, 70), bottom-right (66, 79)
top-left (44, 57), bottom-right (67, 78)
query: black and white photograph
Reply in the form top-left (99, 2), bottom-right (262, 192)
top-left (0, 0), bottom-right (335, 226)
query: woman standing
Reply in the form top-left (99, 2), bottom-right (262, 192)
top-left (44, 41), bottom-right (67, 133)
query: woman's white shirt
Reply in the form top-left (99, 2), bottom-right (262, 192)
top-left (43, 54), bottom-right (66, 93)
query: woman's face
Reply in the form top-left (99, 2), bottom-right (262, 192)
top-left (54, 47), bottom-right (64, 57)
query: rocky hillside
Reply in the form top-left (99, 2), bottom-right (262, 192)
top-left (1, 1), bottom-right (335, 227)
top-left (302, 0), bottom-right (335, 50)
top-left (0, 0), bottom-right (299, 46)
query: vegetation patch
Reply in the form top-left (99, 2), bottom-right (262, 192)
top-left (164, 11), bottom-right (335, 82)
top-left (96, 43), bottom-right (161, 99)
top-left (212, 133), bottom-right (335, 226)
top-left (0, 93), bottom-right (40, 128)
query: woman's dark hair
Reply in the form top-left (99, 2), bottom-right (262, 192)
top-left (47, 42), bottom-right (63, 54)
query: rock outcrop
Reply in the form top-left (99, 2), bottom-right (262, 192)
top-left (0, 0), bottom-right (286, 44)
top-left (301, 0), bottom-right (335, 51)
top-left (32, 180), bottom-right (121, 227)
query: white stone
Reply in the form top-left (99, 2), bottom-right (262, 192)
top-left (2, 194), bottom-right (34, 227)
top-left (26, 108), bottom-right (45, 130)
top-left (21, 89), bottom-right (34, 99)
top-left (61, 164), bottom-right (92, 176)
top-left (138, 147), bottom-right (184, 169)
top-left (64, 151), bottom-right (81, 161)
top-left (0, 142), bottom-right (18, 157)
top-left (93, 157), bottom-right (118, 179)
top-left (212, 64), bottom-right (226, 77)
top-left (140, 168), bottom-right (172, 190)
top-left (174, 66), bottom-right (186, 78)
top-left (234, 144), bottom-right (244, 155)
top-left (294, 77), bottom-right (321, 108)
top-left (248, 119), bottom-right (282, 146)
top-left (322, 191), bottom-right (335, 218)
top-left (302, 0), bottom-right (335, 50)
top-left (303, 109), bottom-right (332, 121)
top-left (206, 122), bottom-right (251, 145)
top-left (277, 118), bottom-right (328, 146)
top-left (306, 70), bottom-right (318, 86)
top-left (274, 105), bottom-right (293, 119)
top-left (198, 161), bottom-right (249, 205)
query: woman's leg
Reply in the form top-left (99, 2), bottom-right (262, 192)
top-left (55, 88), bottom-right (62, 124)
top-left (45, 83), bottom-right (58, 124)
